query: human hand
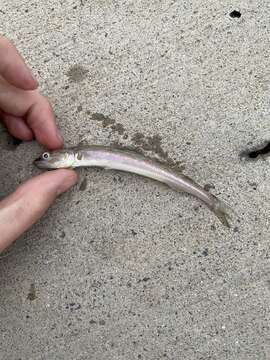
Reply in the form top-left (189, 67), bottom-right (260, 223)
top-left (0, 36), bottom-right (77, 252)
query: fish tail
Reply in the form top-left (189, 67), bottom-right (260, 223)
top-left (209, 196), bottom-right (234, 228)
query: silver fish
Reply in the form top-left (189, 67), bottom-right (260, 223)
top-left (34, 146), bottom-right (232, 227)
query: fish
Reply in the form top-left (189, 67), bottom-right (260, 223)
top-left (34, 146), bottom-right (233, 227)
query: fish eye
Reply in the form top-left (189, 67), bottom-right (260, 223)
top-left (42, 152), bottom-right (50, 160)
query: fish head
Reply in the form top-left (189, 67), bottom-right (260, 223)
top-left (34, 149), bottom-right (76, 169)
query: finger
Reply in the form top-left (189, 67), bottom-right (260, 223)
top-left (0, 36), bottom-right (38, 90)
top-left (0, 169), bottom-right (78, 252)
top-left (0, 80), bottom-right (63, 149)
top-left (1, 113), bottom-right (33, 141)
top-left (26, 96), bottom-right (64, 149)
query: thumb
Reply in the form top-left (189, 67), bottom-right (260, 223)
top-left (0, 169), bottom-right (77, 252)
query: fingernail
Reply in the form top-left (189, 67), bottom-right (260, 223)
top-left (26, 68), bottom-right (39, 87)
top-left (56, 130), bottom-right (64, 145)
top-left (56, 172), bottom-right (78, 195)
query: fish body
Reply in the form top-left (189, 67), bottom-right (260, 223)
top-left (34, 146), bottom-right (232, 227)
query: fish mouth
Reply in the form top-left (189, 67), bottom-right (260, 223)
top-left (34, 159), bottom-right (46, 169)
top-left (34, 157), bottom-right (53, 169)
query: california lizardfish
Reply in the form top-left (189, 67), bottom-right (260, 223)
top-left (34, 146), bottom-right (232, 227)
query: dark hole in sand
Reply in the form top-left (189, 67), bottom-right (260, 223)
top-left (248, 142), bottom-right (270, 159)
top-left (229, 10), bottom-right (241, 18)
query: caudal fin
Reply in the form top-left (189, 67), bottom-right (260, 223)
top-left (210, 197), bottom-right (234, 228)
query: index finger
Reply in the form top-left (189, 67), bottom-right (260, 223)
top-left (0, 81), bottom-right (63, 149)
top-left (0, 36), bottom-right (38, 90)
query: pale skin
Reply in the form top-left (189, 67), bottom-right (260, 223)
top-left (0, 36), bottom-right (78, 252)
